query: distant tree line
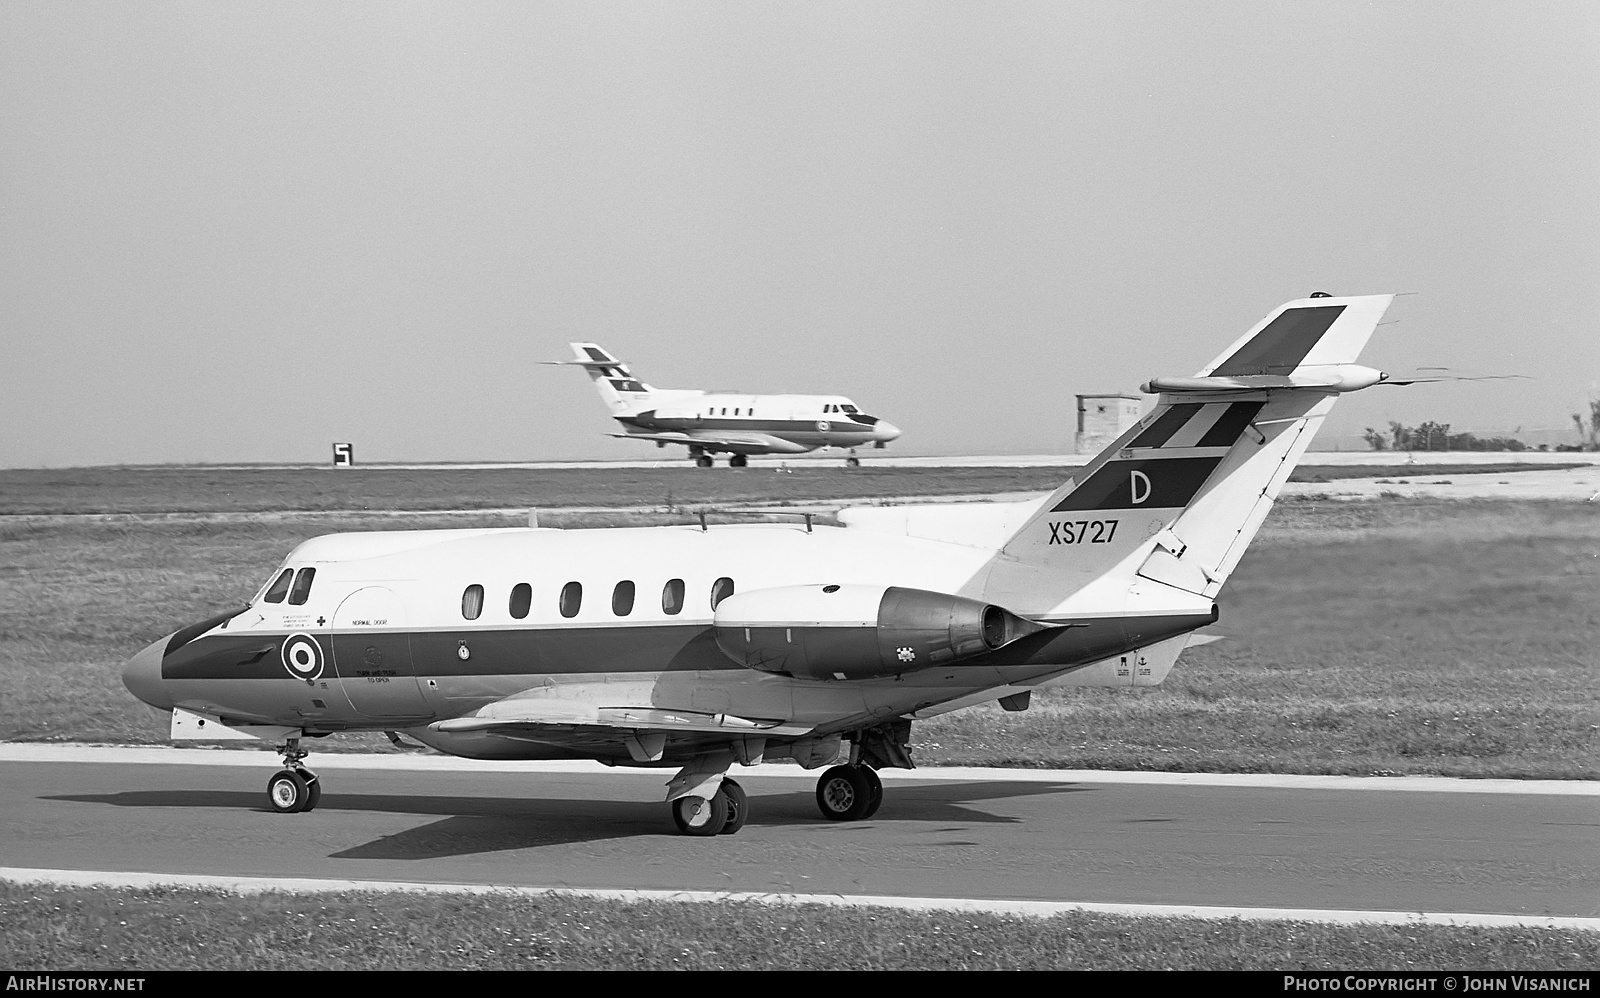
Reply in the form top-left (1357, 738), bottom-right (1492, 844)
top-left (1361, 421), bottom-right (1537, 452)
top-left (1573, 398), bottom-right (1600, 451)
top-left (1364, 400), bottom-right (1600, 452)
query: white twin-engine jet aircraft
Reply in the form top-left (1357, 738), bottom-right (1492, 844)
top-left (548, 342), bottom-right (901, 467)
top-left (124, 294), bottom-right (1395, 835)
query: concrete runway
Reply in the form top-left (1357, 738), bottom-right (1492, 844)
top-left (4, 747), bottom-right (1596, 924)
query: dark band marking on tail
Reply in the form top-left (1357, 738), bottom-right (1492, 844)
top-left (583, 347), bottom-right (611, 362)
top-left (1051, 456), bottom-right (1223, 512)
top-left (1196, 401), bottom-right (1265, 448)
top-left (1128, 404), bottom-right (1204, 448)
top-left (1211, 305), bottom-right (1346, 376)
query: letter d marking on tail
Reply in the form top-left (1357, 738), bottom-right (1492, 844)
top-left (1130, 469), bottom-right (1152, 505)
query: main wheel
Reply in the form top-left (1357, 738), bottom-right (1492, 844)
top-left (671, 793), bottom-right (729, 836)
top-left (267, 769), bottom-right (310, 813)
top-left (695, 455), bottom-right (714, 468)
top-left (815, 765), bottom-right (872, 821)
top-left (300, 772), bottom-right (322, 813)
top-left (718, 779), bottom-right (748, 835)
top-left (729, 454), bottom-right (748, 468)
top-left (861, 766), bottom-right (883, 819)
top-left (845, 456), bottom-right (861, 468)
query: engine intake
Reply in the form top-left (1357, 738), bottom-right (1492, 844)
top-left (713, 584), bottom-right (1043, 681)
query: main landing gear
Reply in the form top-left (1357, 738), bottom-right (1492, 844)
top-left (670, 778), bottom-right (748, 836)
top-left (266, 737), bottom-right (320, 814)
top-left (688, 446), bottom-right (749, 469)
top-left (815, 764), bottom-right (882, 821)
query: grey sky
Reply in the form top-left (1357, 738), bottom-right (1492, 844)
top-left (3, 1), bottom-right (1597, 467)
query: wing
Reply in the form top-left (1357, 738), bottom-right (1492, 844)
top-left (606, 430), bottom-right (812, 455)
top-left (429, 689), bottom-right (812, 762)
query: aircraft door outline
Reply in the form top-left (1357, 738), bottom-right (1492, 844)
top-left (331, 586), bottom-right (433, 719)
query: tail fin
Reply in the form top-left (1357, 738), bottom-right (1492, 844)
top-left (983, 294), bottom-right (1395, 617)
top-left (549, 342), bottom-right (656, 416)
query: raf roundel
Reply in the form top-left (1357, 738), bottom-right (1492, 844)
top-left (280, 633), bottom-right (324, 681)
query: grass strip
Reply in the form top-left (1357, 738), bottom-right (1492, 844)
top-left (2, 884), bottom-right (1595, 971)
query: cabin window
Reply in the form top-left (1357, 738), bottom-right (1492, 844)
top-left (612, 580), bottom-right (635, 616)
top-left (262, 569), bottom-right (293, 604)
top-left (287, 568), bottom-right (316, 606)
top-left (560, 581), bottom-right (583, 618)
top-left (509, 582), bottom-right (532, 620)
top-left (461, 584), bottom-right (484, 620)
top-left (710, 576), bottom-right (735, 610)
top-left (662, 578), bottom-right (685, 615)
top-left (842, 404), bottom-right (858, 413)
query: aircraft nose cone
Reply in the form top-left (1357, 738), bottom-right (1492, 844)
top-left (122, 635), bottom-right (173, 711)
top-left (873, 420), bottom-right (901, 442)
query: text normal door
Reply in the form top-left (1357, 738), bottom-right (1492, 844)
top-left (332, 587), bottom-right (432, 719)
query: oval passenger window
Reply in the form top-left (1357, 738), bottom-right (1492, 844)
top-left (461, 584), bottom-right (484, 620)
top-left (662, 578), bottom-right (685, 615)
top-left (710, 576), bottom-right (734, 610)
top-left (612, 580), bottom-right (635, 616)
top-left (509, 582), bottom-right (532, 620)
top-left (560, 581), bottom-right (583, 618)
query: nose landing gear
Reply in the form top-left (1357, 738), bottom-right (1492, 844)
top-left (266, 737), bottom-right (320, 813)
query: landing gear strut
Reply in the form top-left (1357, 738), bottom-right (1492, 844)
top-left (266, 737), bottom-right (320, 814)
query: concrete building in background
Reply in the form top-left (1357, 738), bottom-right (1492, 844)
top-left (1075, 393), bottom-right (1142, 454)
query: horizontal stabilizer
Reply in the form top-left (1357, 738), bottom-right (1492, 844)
top-left (1142, 365), bottom-right (1387, 395)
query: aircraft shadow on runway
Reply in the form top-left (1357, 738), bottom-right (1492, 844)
top-left (48, 781), bottom-right (1088, 859)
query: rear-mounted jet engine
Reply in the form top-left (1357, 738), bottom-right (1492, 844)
top-left (713, 584), bottom-right (1050, 681)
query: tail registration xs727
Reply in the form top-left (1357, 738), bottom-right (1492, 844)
top-left (124, 294), bottom-right (1394, 834)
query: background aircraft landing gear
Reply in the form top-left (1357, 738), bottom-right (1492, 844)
top-left (729, 454), bottom-right (748, 468)
top-left (267, 737), bottom-right (320, 813)
top-left (694, 454), bottom-right (714, 468)
top-left (815, 764), bottom-right (880, 821)
top-left (845, 453), bottom-right (861, 468)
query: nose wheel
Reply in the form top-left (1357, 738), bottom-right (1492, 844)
top-left (266, 768), bottom-right (320, 813)
top-left (266, 737), bottom-right (320, 813)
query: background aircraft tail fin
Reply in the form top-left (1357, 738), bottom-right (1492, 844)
top-left (552, 342), bottom-right (657, 415)
top-left (981, 294), bottom-right (1395, 617)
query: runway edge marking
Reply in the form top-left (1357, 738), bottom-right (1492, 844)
top-left (2, 868), bottom-right (1595, 932)
top-left (4, 744), bottom-right (1596, 794)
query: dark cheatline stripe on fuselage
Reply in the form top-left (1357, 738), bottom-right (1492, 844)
top-left (1050, 456), bottom-right (1224, 512)
top-left (1127, 404), bottom-right (1204, 449)
top-left (1211, 305), bottom-right (1345, 376)
top-left (1195, 401), bottom-right (1265, 448)
top-left (617, 415), bottom-right (876, 436)
top-left (160, 625), bottom-right (739, 681)
top-left (159, 611), bottom-right (1218, 683)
